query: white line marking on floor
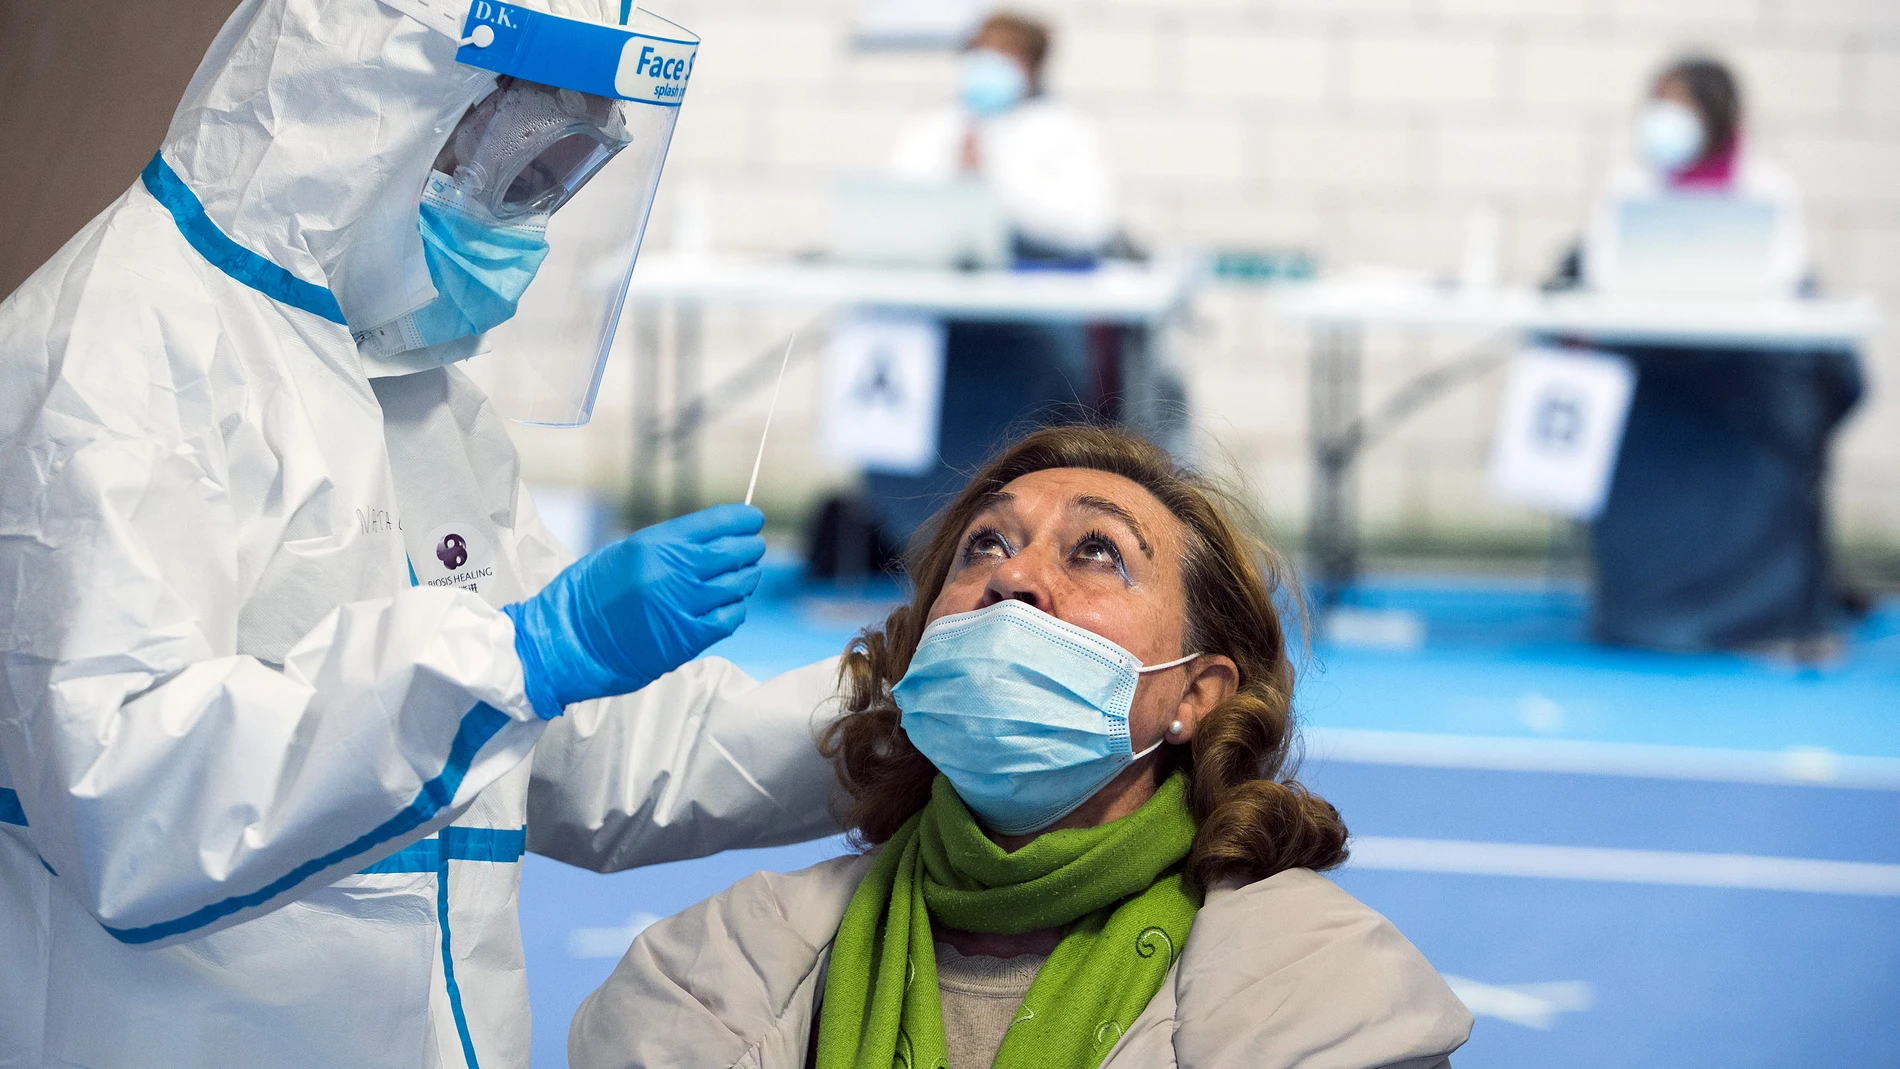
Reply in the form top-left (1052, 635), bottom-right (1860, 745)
top-left (566, 911), bottom-right (662, 959)
top-left (1348, 837), bottom-right (1900, 896)
top-left (1306, 727), bottom-right (1900, 790)
top-left (1442, 975), bottom-right (1596, 1029)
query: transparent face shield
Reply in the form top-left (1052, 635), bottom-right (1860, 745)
top-left (356, 5), bottom-right (695, 426)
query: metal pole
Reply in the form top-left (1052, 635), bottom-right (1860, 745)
top-left (628, 301), bottom-right (663, 529)
top-left (672, 300), bottom-right (702, 515)
top-left (1308, 324), bottom-right (1362, 602)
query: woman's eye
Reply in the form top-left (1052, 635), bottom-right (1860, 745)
top-left (1072, 532), bottom-right (1123, 567)
top-left (962, 528), bottom-right (1010, 560)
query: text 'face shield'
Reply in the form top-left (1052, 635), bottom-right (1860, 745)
top-left (391, 3), bottom-right (692, 426)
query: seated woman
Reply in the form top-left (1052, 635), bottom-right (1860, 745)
top-left (1560, 54), bottom-right (1863, 653)
top-left (570, 426), bottom-right (1471, 1069)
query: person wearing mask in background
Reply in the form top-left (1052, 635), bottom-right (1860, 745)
top-left (890, 12), bottom-right (1117, 262)
top-left (0, 1), bottom-right (841, 1066)
top-left (1581, 55), bottom-right (1807, 295)
top-left (1552, 55), bottom-right (1864, 655)
top-left (855, 14), bottom-right (1135, 555)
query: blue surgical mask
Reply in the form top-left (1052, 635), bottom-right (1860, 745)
top-left (893, 599), bottom-right (1198, 835)
top-left (958, 49), bottom-right (1029, 117)
top-left (411, 187), bottom-right (551, 344)
top-left (355, 173), bottom-right (552, 360)
top-left (1638, 100), bottom-right (1705, 174)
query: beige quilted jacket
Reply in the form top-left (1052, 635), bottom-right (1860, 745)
top-left (569, 850), bottom-right (1471, 1069)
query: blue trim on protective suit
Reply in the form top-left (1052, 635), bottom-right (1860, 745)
top-left (139, 153), bottom-right (348, 326)
top-left (0, 788), bottom-right (26, 826)
top-left (101, 702), bottom-right (514, 945)
top-left (356, 838), bottom-right (443, 875)
top-left (355, 826), bottom-right (527, 874)
top-left (355, 826), bottom-right (524, 1067)
top-left (444, 825), bottom-right (528, 862)
top-left (1, 789), bottom-right (60, 876)
top-left (439, 835), bottom-right (484, 1069)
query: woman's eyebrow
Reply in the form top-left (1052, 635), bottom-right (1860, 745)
top-left (1072, 494), bottom-right (1153, 557)
top-left (968, 489), bottom-right (1015, 522)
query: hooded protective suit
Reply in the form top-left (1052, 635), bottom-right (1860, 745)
top-left (0, 1), bottom-right (839, 1066)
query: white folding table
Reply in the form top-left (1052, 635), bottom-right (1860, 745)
top-left (1267, 280), bottom-right (1879, 594)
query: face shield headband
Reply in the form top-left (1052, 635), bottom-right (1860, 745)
top-left (356, 1), bottom-right (695, 426)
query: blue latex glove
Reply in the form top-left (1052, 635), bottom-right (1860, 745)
top-left (503, 504), bottom-right (766, 719)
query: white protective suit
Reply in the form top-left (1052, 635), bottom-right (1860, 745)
top-left (890, 97), bottom-right (1118, 255)
top-left (0, 1), bottom-right (840, 1066)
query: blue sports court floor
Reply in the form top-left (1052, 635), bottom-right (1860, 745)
top-left (519, 571), bottom-right (1900, 1068)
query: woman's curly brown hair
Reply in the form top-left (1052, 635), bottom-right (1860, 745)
top-left (820, 424), bottom-right (1348, 887)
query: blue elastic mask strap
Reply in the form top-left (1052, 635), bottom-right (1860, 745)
top-left (140, 153), bottom-right (348, 326)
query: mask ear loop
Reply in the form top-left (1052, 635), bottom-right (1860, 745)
top-left (1131, 652), bottom-right (1203, 757)
top-left (1135, 652), bottom-right (1201, 674)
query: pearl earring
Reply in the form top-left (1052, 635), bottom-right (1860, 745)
top-left (1167, 719), bottom-right (1184, 737)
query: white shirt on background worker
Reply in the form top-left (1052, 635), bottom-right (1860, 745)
top-left (890, 94), bottom-right (1118, 257)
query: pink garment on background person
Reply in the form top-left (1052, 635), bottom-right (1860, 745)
top-left (1670, 134), bottom-right (1741, 190)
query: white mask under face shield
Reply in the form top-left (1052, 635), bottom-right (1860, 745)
top-left (355, 2), bottom-right (696, 426)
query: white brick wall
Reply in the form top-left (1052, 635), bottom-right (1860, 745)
top-left (1605, 0), bottom-right (1763, 30)
top-left (1180, 32), bottom-right (1332, 103)
top-left (1732, 44), bottom-right (1851, 120)
top-left (1106, 109), bottom-right (1251, 184)
top-left (1863, 49), bottom-right (1900, 121)
top-left (1440, 0), bottom-right (1592, 19)
top-left (1263, 118), bottom-right (1423, 191)
top-left (507, 0), bottom-right (1900, 555)
top-left (1433, 121), bottom-right (1591, 196)
top-left (1050, 28), bottom-right (1163, 95)
top-left (1783, 0), bottom-right (1900, 34)
top-left (1518, 39), bottom-right (1674, 110)
top-left (1348, 35), bottom-right (1504, 106)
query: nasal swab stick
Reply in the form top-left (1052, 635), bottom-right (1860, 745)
top-left (743, 334), bottom-right (795, 508)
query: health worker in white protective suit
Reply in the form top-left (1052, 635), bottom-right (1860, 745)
top-left (0, 2), bottom-right (841, 1067)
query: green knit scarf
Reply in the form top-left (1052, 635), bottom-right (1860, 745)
top-left (816, 773), bottom-right (1201, 1069)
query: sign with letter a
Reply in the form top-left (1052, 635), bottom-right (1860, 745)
top-left (822, 313), bottom-right (947, 475)
top-left (1488, 347), bottom-right (1637, 520)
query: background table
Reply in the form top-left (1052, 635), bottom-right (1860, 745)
top-left (619, 253), bottom-right (1203, 523)
top-left (1268, 279), bottom-right (1880, 598)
